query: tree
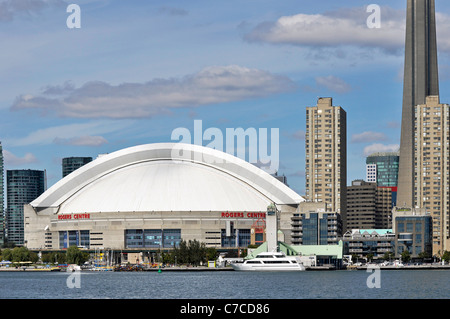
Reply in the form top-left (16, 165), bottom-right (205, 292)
top-left (1, 248), bottom-right (12, 261)
top-left (442, 251), bottom-right (450, 263)
top-left (66, 246), bottom-right (89, 265)
top-left (401, 250), bottom-right (411, 263)
top-left (418, 251), bottom-right (431, 262)
top-left (187, 239), bottom-right (206, 266)
top-left (29, 251), bottom-right (39, 263)
top-left (41, 253), bottom-right (53, 264)
top-left (173, 239), bottom-right (208, 266)
top-left (178, 240), bottom-right (189, 264)
top-left (53, 252), bottom-right (66, 264)
top-left (383, 252), bottom-right (394, 261)
top-left (11, 247), bottom-right (31, 262)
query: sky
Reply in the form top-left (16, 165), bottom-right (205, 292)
top-left (2, 0), bottom-right (450, 197)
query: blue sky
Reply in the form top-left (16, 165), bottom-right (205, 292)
top-left (2, 0), bottom-right (450, 196)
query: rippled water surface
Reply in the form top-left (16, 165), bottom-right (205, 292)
top-left (0, 270), bottom-right (448, 299)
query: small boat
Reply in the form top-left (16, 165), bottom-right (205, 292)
top-left (230, 251), bottom-right (305, 271)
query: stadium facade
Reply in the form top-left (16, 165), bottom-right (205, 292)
top-left (24, 143), bottom-right (304, 251)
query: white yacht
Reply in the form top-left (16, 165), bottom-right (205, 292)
top-left (231, 251), bottom-right (305, 271)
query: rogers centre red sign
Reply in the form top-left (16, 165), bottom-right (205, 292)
top-left (57, 213), bottom-right (91, 220)
top-left (221, 212), bottom-right (266, 218)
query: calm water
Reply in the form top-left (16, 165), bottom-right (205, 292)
top-left (0, 269), bottom-right (449, 299)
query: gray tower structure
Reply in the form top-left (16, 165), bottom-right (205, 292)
top-left (397, 0), bottom-right (440, 207)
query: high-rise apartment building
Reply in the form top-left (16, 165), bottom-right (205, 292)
top-left (413, 95), bottom-right (450, 255)
top-left (305, 97), bottom-right (347, 217)
top-left (0, 142), bottom-right (4, 246)
top-left (6, 169), bottom-right (46, 245)
top-left (62, 157), bottom-right (92, 178)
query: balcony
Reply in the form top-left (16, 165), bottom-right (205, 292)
top-left (377, 242), bottom-right (392, 247)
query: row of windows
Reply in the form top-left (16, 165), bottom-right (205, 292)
top-left (125, 229), bottom-right (181, 248)
top-left (59, 230), bottom-right (90, 249)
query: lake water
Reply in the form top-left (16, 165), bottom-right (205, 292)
top-left (0, 269), bottom-right (448, 299)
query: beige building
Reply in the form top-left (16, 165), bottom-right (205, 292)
top-left (413, 95), bottom-right (450, 255)
top-left (305, 97), bottom-right (347, 219)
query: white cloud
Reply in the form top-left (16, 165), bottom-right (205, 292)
top-left (291, 130), bottom-right (305, 140)
top-left (158, 6), bottom-right (188, 16)
top-left (387, 121), bottom-right (400, 129)
top-left (3, 150), bottom-right (38, 166)
top-left (244, 6), bottom-right (450, 55)
top-left (351, 131), bottom-right (388, 143)
top-left (11, 65), bottom-right (297, 119)
top-left (0, 0), bottom-right (65, 22)
top-left (315, 75), bottom-right (352, 94)
top-left (53, 135), bottom-right (108, 147)
top-left (7, 120), bottom-right (132, 146)
top-left (244, 7), bottom-right (405, 53)
top-left (363, 143), bottom-right (399, 156)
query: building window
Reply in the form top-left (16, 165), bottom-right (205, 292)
top-left (221, 229), bottom-right (251, 247)
top-left (59, 230), bottom-right (90, 249)
top-left (406, 223), bottom-right (414, 232)
top-left (125, 229), bottom-right (143, 248)
top-left (302, 213), bottom-right (319, 245)
top-left (163, 229), bottom-right (181, 248)
top-left (125, 229), bottom-right (181, 248)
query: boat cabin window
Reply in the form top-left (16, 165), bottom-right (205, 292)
top-left (246, 260), bottom-right (263, 264)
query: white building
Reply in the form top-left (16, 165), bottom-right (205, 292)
top-left (24, 143), bottom-right (304, 251)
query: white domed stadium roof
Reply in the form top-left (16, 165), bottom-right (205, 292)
top-left (31, 143), bottom-right (304, 214)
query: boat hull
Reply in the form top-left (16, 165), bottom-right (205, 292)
top-left (231, 251), bottom-right (306, 271)
top-left (231, 263), bottom-right (305, 271)
top-left (231, 265), bottom-right (305, 271)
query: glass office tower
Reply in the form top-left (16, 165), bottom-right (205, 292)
top-left (62, 157), bottom-right (92, 178)
top-left (6, 169), bottom-right (46, 245)
top-left (291, 202), bottom-right (342, 246)
top-left (366, 152), bottom-right (399, 188)
top-left (366, 152), bottom-right (399, 208)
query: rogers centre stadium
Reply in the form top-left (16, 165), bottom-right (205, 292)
top-left (24, 143), bottom-right (304, 254)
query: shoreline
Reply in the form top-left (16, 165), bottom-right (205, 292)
top-left (1, 264), bottom-right (449, 272)
top-left (349, 264), bottom-right (450, 270)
